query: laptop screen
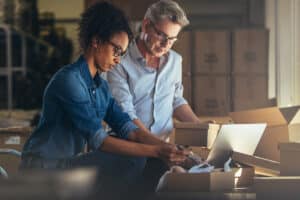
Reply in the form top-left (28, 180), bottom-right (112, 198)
top-left (206, 123), bottom-right (266, 167)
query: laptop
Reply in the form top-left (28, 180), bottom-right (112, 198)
top-left (206, 123), bottom-right (267, 167)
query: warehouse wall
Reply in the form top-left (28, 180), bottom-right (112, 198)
top-left (38, 0), bottom-right (84, 60)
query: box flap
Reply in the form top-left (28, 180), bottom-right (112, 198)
top-left (279, 106), bottom-right (300, 124)
top-left (290, 109), bottom-right (300, 125)
top-left (229, 107), bottom-right (287, 126)
top-left (279, 142), bottom-right (300, 151)
top-left (232, 151), bottom-right (280, 173)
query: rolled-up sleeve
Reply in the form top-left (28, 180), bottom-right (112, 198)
top-left (104, 95), bottom-right (138, 139)
top-left (107, 64), bottom-right (138, 120)
top-left (88, 128), bottom-right (109, 151)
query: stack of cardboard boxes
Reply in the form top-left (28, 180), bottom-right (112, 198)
top-left (173, 28), bottom-right (275, 116)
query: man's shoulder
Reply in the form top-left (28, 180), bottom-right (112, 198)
top-left (169, 49), bottom-right (182, 60)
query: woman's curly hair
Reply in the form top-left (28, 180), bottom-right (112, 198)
top-left (78, 2), bottom-right (133, 52)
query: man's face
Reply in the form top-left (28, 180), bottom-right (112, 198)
top-left (143, 18), bottom-right (181, 57)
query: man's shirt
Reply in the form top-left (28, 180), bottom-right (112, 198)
top-left (23, 56), bottom-right (137, 159)
top-left (107, 41), bottom-right (187, 140)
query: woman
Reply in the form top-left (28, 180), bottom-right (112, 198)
top-left (21, 2), bottom-right (186, 199)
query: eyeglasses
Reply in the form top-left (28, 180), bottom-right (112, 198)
top-left (150, 21), bottom-right (178, 44)
top-left (107, 41), bottom-right (127, 58)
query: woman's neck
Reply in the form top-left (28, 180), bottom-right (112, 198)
top-left (84, 51), bottom-right (98, 78)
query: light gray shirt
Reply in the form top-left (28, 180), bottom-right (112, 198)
top-left (107, 41), bottom-right (187, 140)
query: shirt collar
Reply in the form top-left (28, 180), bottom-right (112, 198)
top-left (129, 40), bottom-right (145, 65)
top-left (77, 55), bottom-right (102, 88)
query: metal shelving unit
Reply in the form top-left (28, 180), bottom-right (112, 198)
top-left (0, 24), bottom-right (27, 111)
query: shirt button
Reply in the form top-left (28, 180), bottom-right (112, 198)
top-left (92, 90), bottom-right (95, 94)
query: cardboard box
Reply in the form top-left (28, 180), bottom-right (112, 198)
top-left (232, 75), bottom-right (272, 111)
top-left (194, 31), bottom-right (231, 74)
top-left (187, 146), bottom-right (211, 160)
top-left (182, 74), bottom-right (192, 105)
top-left (254, 177), bottom-right (300, 200)
top-left (188, 147), bottom-right (255, 188)
top-left (279, 142), bottom-right (300, 176)
top-left (229, 107), bottom-right (296, 161)
top-left (173, 31), bottom-right (192, 74)
top-left (233, 166), bottom-right (255, 188)
top-left (156, 169), bottom-right (235, 193)
top-left (0, 127), bottom-right (32, 175)
top-left (174, 123), bottom-right (220, 147)
top-left (193, 75), bottom-right (230, 116)
top-left (279, 106), bottom-right (300, 142)
top-left (198, 116), bottom-right (233, 124)
top-left (232, 29), bottom-right (268, 74)
top-left (232, 151), bottom-right (280, 176)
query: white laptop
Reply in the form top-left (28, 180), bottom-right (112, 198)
top-left (206, 123), bottom-right (267, 167)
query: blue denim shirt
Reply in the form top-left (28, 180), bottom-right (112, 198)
top-left (23, 56), bottom-right (137, 159)
top-left (107, 41), bottom-right (187, 141)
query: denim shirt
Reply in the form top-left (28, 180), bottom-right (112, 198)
top-left (107, 41), bottom-right (187, 141)
top-left (23, 56), bottom-right (137, 159)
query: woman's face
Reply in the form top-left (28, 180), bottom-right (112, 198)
top-left (94, 31), bottom-right (129, 72)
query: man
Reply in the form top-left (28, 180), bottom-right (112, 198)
top-left (107, 0), bottom-right (200, 195)
top-left (21, 2), bottom-right (186, 198)
top-left (107, 0), bottom-right (200, 142)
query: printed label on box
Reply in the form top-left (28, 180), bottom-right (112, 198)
top-left (5, 136), bottom-right (21, 145)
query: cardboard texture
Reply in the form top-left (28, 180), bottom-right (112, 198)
top-left (187, 146), bottom-right (210, 160)
top-left (194, 31), bottom-right (231, 74)
top-left (182, 75), bottom-right (192, 105)
top-left (193, 75), bottom-right (230, 116)
top-left (232, 151), bottom-right (280, 176)
top-left (254, 177), bottom-right (300, 200)
top-left (279, 142), bottom-right (300, 176)
top-left (232, 75), bottom-right (272, 111)
top-left (156, 170), bottom-right (235, 192)
top-left (173, 31), bottom-right (192, 74)
top-left (174, 123), bottom-right (220, 147)
top-left (229, 107), bottom-right (296, 161)
top-left (232, 166), bottom-right (255, 188)
top-left (0, 127), bottom-right (31, 175)
top-left (232, 29), bottom-right (268, 74)
top-left (198, 116), bottom-right (233, 124)
top-left (280, 106), bottom-right (300, 142)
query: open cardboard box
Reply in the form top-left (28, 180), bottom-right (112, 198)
top-left (156, 169), bottom-right (235, 193)
top-left (229, 106), bottom-right (300, 161)
top-left (279, 142), bottom-right (300, 176)
top-left (188, 147), bottom-right (255, 188)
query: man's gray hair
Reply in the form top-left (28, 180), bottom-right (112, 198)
top-left (144, 0), bottom-right (189, 28)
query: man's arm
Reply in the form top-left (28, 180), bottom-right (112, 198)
top-left (100, 135), bottom-right (186, 163)
top-left (173, 104), bottom-right (200, 123)
top-left (173, 104), bottom-right (216, 124)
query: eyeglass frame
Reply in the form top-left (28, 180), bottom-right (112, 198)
top-left (149, 21), bottom-right (178, 44)
top-left (107, 41), bottom-right (127, 58)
